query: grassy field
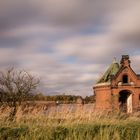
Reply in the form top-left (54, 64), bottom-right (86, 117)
top-left (0, 105), bottom-right (140, 140)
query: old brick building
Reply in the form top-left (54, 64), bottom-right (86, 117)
top-left (93, 55), bottom-right (140, 113)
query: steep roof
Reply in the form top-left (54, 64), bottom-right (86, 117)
top-left (97, 60), bottom-right (120, 84)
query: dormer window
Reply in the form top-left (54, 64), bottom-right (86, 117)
top-left (122, 75), bottom-right (128, 83)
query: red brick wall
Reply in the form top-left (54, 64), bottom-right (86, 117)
top-left (93, 56), bottom-right (140, 112)
top-left (94, 86), bottom-right (112, 110)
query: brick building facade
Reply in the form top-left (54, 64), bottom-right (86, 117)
top-left (93, 55), bottom-right (140, 113)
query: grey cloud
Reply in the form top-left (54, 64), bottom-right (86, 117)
top-left (0, 0), bottom-right (40, 31)
top-left (0, 0), bottom-right (140, 96)
top-left (0, 0), bottom-right (127, 31)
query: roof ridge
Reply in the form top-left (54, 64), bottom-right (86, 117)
top-left (96, 59), bottom-right (120, 84)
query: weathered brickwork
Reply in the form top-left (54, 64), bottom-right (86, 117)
top-left (93, 55), bottom-right (140, 113)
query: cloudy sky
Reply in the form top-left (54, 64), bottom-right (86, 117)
top-left (0, 0), bottom-right (140, 96)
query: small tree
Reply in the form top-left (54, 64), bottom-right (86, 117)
top-left (0, 67), bottom-right (40, 120)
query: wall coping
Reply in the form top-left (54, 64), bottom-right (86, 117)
top-left (94, 82), bottom-right (111, 88)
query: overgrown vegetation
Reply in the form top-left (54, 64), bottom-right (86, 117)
top-left (0, 67), bottom-right (39, 121)
top-left (0, 112), bottom-right (139, 140)
top-left (0, 68), bottom-right (139, 140)
top-left (33, 93), bottom-right (95, 104)
top-left (0, 104), bottom-right (140, 140)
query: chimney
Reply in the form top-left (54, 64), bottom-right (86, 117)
top-left (120, 55), bottom-right (131, 67)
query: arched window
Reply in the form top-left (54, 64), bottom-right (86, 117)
top-left (122, 75), bottom-right (128, 83)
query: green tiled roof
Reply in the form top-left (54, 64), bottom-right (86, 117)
top-left (97, 60), bottom-right (120, 84)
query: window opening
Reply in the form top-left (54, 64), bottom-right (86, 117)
top-left (123, 75), bottom-right (128, 83)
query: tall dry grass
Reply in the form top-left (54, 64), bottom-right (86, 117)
top-left (0, 104), bottom-right (140, 140)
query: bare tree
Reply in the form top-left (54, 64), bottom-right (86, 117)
top-left (0, 67), bottom-right (40, 120)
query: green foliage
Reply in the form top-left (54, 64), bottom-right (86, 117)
top-left (33, 94), bottom-right (81, 104)
top-left (33, 93), bottom-right (95, 104)
top-left (0, 126), bottom-right (29, 140)
top-left (50, 126), bottom-right (69, 140)
top-left (84, 95), bottom-right (95, 104)
top-left (0, 118), bottom-right (139, 140)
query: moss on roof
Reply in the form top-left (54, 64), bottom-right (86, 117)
top-left (97, 60), bottom-right (120, 84)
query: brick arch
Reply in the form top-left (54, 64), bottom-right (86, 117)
top-left (119, 89), bottom-right (132, 94)
top-left (119, 90), bottom-right (132, 113)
